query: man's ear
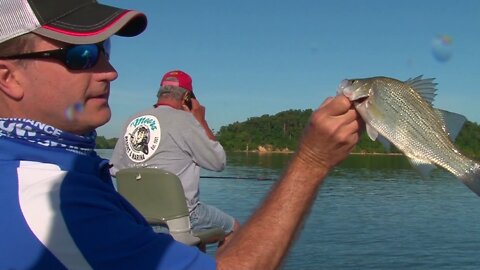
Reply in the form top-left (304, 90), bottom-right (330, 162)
top-left (0, 61), bottom-right (24, 100)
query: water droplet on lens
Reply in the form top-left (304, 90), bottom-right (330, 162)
top-left (65, 102), bottom-right (85, 121)
top-left (310, 42), bottom-right (319, 55)
top-left (432, 34), bottom-right (453, 63)
top-left (74, 102), bottom-right (85, 113)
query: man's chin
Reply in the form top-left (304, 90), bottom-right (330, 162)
top-left (70, 109), bottom-right (111, 134)
top-left (94, 110), bottom-right (112, 128)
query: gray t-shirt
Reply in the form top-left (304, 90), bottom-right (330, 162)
top-left (110, 105), bottom-right (226, 210)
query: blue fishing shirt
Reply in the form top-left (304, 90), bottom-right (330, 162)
top-left (0, 118), bottom-right (215, 269)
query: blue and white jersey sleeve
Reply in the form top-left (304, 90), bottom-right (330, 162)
top-left (0, 140), bottom-right (216, 269)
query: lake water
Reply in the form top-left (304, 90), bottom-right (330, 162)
top-left (97, 149), bottom-right (480, 269)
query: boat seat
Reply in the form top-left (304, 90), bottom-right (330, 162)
top-left (115, 167), bottom-right (225, 247)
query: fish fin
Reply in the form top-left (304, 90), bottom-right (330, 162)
top-left (434, 109), bottom-right (467, 141)
top-left (366, 125), bottom-right (392, 151)
top-left (407, 156), bottom-right (436, 179)
top-left (365, 124), bottom-right (393, 151)
top-left (459, 163), bottom-right (480, 196)
top-left (404, 75), bottom-right (438, 105)
top-left (377, 135), bottom-right (391, 152)
top-left (366, 124), bottom-right (379, 141)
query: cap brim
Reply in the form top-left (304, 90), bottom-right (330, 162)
top-left (33, 3), bottom-right (147, 44)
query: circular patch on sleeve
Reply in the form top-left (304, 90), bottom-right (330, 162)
top-left (123, 115), bottom-right (161, 163)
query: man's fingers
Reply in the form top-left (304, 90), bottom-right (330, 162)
top-left (342, 115), bottom-right (363, 136)
top-left (320, 95), bottom-right (354, 117)
top-left (190, 98), bottom-right (200, 107)
top-left (319, 97), bottom-right (334, 109)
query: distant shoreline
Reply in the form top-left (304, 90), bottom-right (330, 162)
top-left (349, 152), bottom-right (403, 156)
top-left (233, 150), bottom-right (403, 156)
top-left (97, 148), bottom-right (403, 156)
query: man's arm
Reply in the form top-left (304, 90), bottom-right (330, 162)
top-left (215, 95), bottom-right (362, 270)
top-left (183, 97), bottom-right (226, 171)
top-left (187, 98), bottom-right (217, 141)
top-left (186, 123), bottom-right (226, 171)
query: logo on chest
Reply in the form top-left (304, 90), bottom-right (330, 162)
top-left (124, 115), bottom-right (161, 162)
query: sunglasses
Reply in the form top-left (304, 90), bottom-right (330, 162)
top-left (0, 39), bottom-right (111, 70)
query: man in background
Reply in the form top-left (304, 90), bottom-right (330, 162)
top-left (110, 70), bottom-right (241, 248)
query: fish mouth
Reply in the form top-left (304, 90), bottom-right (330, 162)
top-left (351, 95), bottom-right (369, 104)
top-left (337, 79), bottom-right (367, 102)
top-left (336, 79), bottom-right (351, 97)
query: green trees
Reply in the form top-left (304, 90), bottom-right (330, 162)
top-left (216, 109), bottom-right (480, 159)
top-left (217, 109), bottom-right (312, 152)
top-left (456, 121), bottom-right (480, 159)
top-left (95, 136), bottom-right (118, 149)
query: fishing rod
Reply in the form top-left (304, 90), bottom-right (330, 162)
top-left (200, 175), bottom-right (276, 181)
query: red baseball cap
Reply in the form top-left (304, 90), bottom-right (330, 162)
top-left (160, 70), bottom-right (193, 92)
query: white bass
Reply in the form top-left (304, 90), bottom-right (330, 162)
top-left (337, 76), bottom-right (480, 196)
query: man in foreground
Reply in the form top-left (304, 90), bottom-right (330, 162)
top-left (0, 0), bottom-right (362, 269)
top-left (111, 70), bottom-right (240, 248)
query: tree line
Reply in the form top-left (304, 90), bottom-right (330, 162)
top-left (96, 109), bottom-right (480, 160)
top-left (215, 109), bottom-right (480, 159)
top-left (95, 136), bottom-right (118, 149)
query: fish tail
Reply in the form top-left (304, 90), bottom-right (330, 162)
top-left (460, 163), bottom-right (480, 196)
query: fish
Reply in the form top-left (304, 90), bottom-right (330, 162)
top-left (337, 75), bottom-right (480, 196)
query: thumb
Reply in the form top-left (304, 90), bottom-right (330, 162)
top-left (319, 97), bottom-right (334, 109)
top-left (321, 95), bottom-right (353, 116)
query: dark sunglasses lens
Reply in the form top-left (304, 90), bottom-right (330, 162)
top-left (103, 38), bottom-right (111, 59)
top-left (65, 44), bottom-right (99, 70)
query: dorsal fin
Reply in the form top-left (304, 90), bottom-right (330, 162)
top-left (404, 75), bottom-right (438, 105)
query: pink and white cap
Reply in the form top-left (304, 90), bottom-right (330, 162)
top-left (0, 0), bottom-right (147, 45)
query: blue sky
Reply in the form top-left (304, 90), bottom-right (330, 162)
top-left (98, 0), bottom-right (480, 138)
